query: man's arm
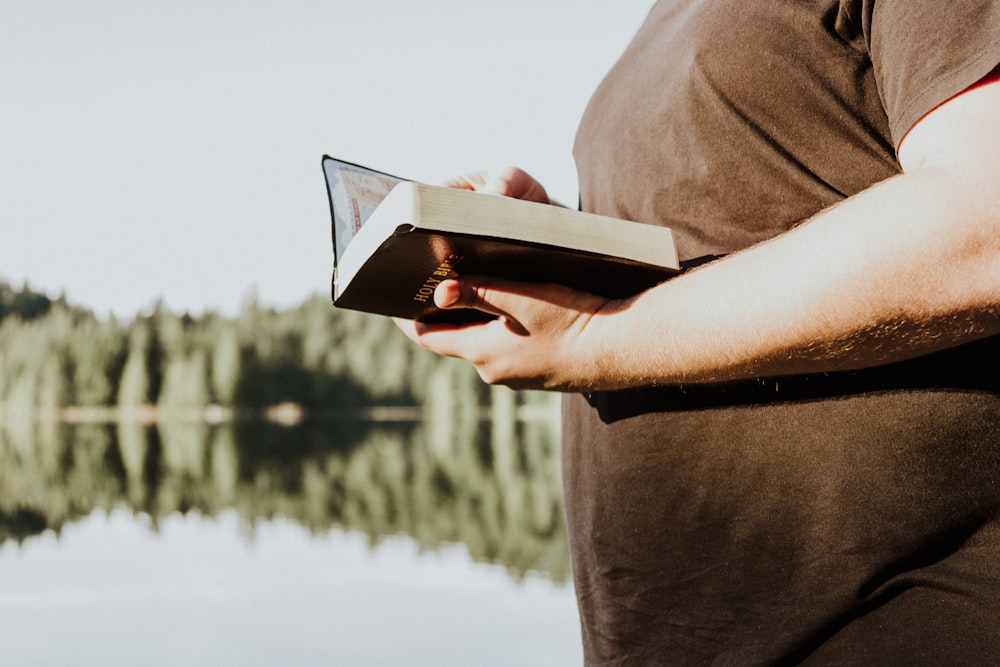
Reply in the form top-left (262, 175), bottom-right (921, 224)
top-left (404, 70), bottom-right (1000, 391)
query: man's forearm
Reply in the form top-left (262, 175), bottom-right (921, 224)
top-left (590, 167), bottom-right (1000, 388)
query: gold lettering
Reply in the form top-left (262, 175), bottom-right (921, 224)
top-left (412, 255), bottom-right (464, 303)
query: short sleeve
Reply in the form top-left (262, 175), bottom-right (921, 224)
top-left (868, 0), bottom-right (1000, 147)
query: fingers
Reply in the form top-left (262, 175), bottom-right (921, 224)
top-left (433, 278), bottom-right (475, 309)
top-left (404, 275), bottom-right (612, 390)
top-left (432, 277), bottom-right (528, 335)
top-left (492, 168), bottom-right (550, 203)
top-left (442, 172), bottom-right (487, 192)
top-left (441, 168), bottom-right (549, 204)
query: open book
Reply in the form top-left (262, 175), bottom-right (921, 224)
top-left (322, 156), bottom-right (679, 321)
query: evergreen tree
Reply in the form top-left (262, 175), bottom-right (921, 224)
top-left (117, 324), bottom-right (151, 408)
top-left (210, 322), bottom-right (239, 405)
top-left (0, 281), bottom-right (52, 322)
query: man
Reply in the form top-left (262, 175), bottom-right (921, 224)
top-left (401, 1), bottom-right (1000, 662)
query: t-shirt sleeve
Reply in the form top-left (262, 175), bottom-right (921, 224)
top-left (867, 0), bottom-right (1000, 148)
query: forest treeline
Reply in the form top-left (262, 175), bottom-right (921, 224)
top-left (1, 282), bottom-right (568, 579)
top-left (0, 281), bottom-right (556, 420)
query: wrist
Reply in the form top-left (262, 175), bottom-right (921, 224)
top-left (573, 296), bottom-right (640, 392)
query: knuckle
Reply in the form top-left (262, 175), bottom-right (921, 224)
top-left (475, 361), bottom-right (502, 385)
top-left (468, 284), bottom-right (490, 310)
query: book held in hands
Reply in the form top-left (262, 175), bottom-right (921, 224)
top-left (322, 156), bottom-right (679, 321)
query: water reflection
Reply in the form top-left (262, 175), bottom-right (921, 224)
top-left (0, 410), bottom-right (569, 581)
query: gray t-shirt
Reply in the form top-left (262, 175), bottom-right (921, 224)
top-left (565, 1), bottom-right (1000, 663)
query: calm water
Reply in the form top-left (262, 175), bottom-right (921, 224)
top-left (0, 416), bottom-right (581, 666)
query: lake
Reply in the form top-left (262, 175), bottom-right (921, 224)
top-left (0, 415), bottom-right (582, 666)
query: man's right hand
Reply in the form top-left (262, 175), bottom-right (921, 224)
top-left (442, 167), bottom-right (553, 205)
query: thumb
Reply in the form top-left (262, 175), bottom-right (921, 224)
top-left (434, 276), bottom-right (528, 333)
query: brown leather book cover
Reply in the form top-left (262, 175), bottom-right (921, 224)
top-left (334, 226), bottom-right (677, 322)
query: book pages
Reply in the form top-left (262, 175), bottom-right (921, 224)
top-left (322, 157), bottom-right (403, 264)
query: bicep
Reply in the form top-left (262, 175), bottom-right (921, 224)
top-left (897, 65), bottom-right (1000, 177)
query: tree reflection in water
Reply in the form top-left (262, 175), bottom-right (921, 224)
top-left (0, 406), bottom-right (569, 582)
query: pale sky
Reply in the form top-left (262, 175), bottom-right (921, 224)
top-left (1, 1), bottom-right (653, 318)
